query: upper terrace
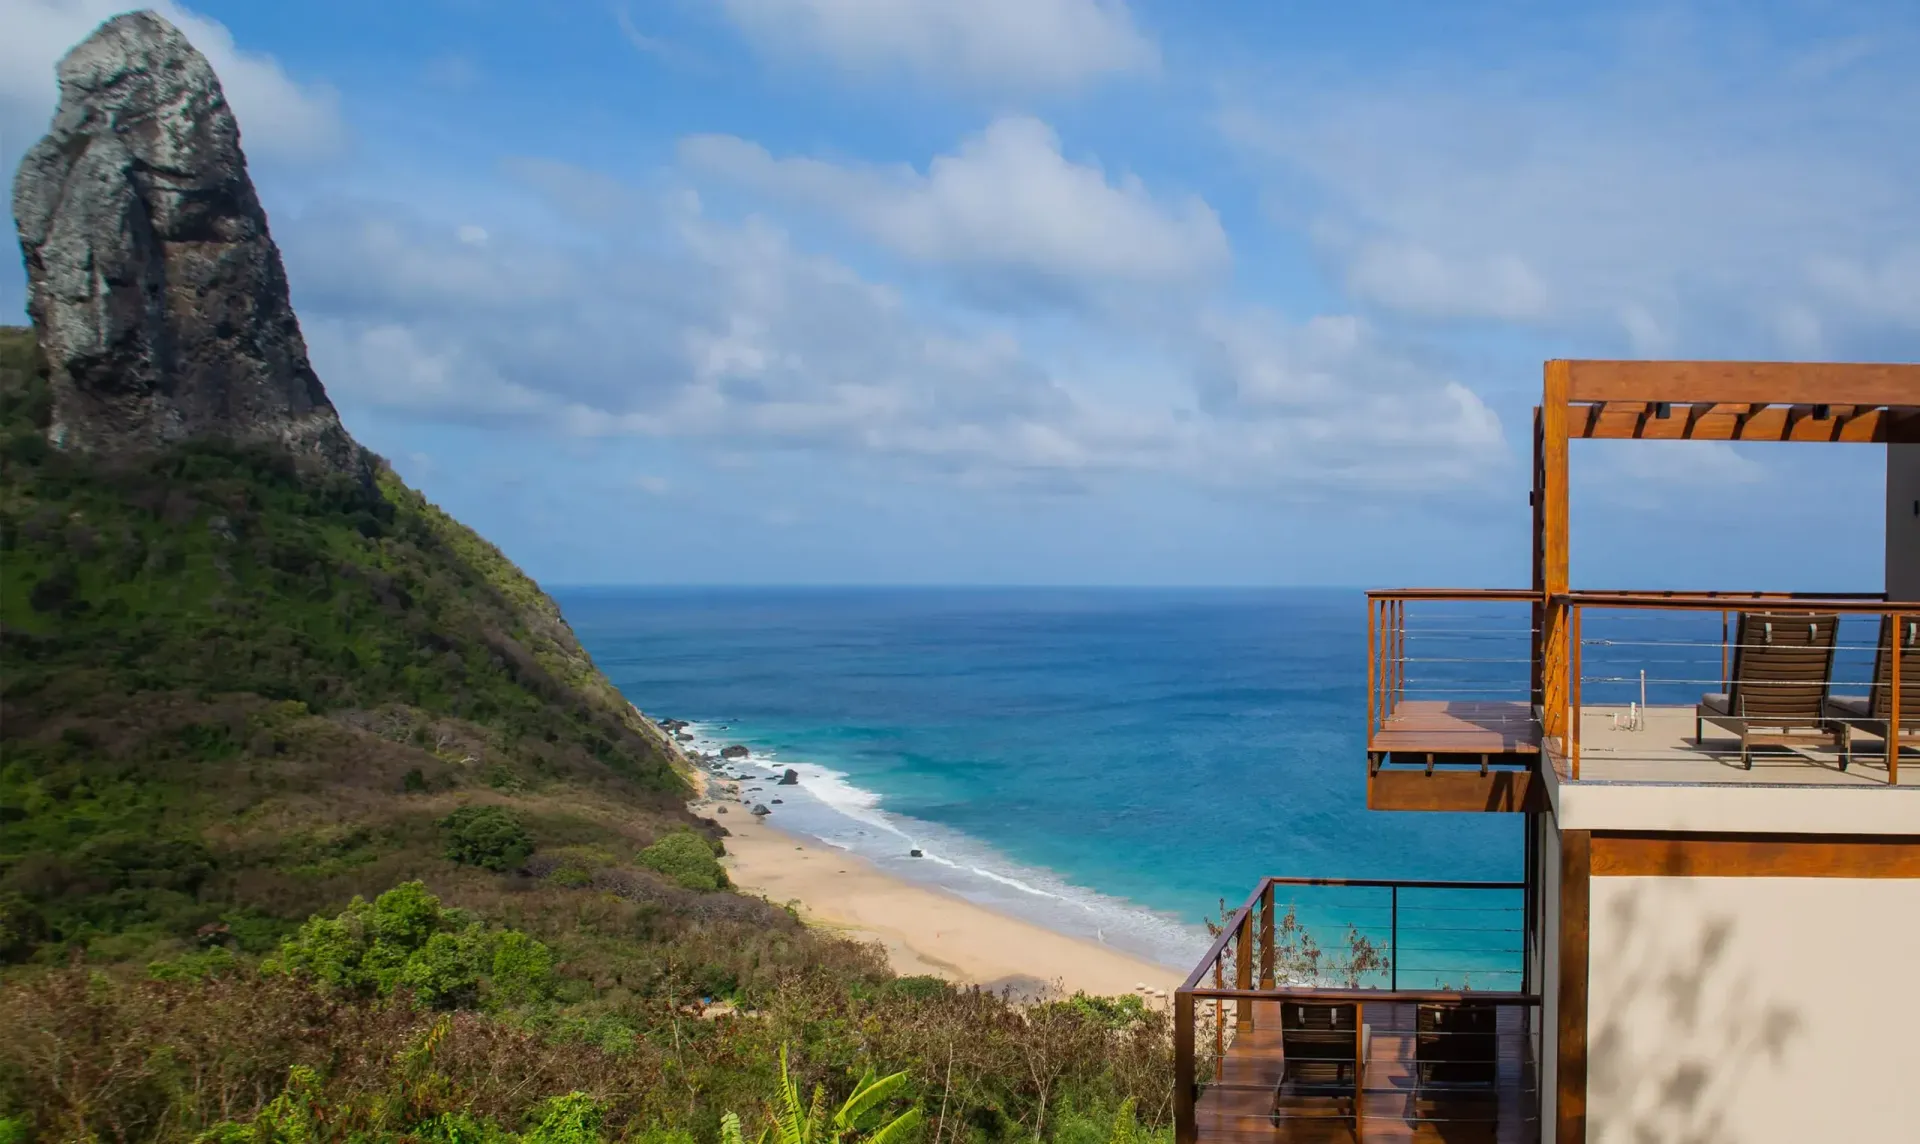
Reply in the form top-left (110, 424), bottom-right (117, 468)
top-left (1365, 360), bottom-right (1920, 828)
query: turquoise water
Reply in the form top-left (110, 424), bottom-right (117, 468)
top-left (561, 587), bottom-right (1524, 980)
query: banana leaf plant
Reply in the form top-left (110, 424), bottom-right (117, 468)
top-left (722, 1046), bottom-right (922, 1144)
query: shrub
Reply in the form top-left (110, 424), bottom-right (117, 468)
top-left (886, 975), bottom-right (950, 1002)
top-left (637, 831), bottom-right (728, 892)
top-left (442, 805), bottom-right (534, 872)
top-left (266, 881), bottom-right (552, 1009)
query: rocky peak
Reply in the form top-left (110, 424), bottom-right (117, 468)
top-left (10, 10), bottom-right (364, 477)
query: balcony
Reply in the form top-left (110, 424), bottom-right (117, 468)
top-left (1367, 591), bottom-right (1920, 816)
top-left (1173, 878), bottom-right (1539, 1144)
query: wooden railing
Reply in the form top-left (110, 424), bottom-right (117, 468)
top-left (1173, 877), bottom-right (1533, 1144)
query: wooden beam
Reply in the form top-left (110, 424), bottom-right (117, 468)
top-left (1366, 767), bottom-right (1542, 812)
top-left (1591, 832), bottom-right (1920, 878)
top-left (1570, 404), bottom-right (1914, 442)
top-left (1562, 360), bottom-right (1920, 406)
top-left (1557, 830), bottom-right (1591, 1144)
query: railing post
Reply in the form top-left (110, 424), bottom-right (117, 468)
top-left (1389, 885), bottom-right (1398, 992)
top-left (1235, 910), bottom-right (1254, 1031)
top-left (1893, 611), bottom-right (1904, 786)
top-left (1367, 598), bottom-right (1378, 740)
top-left (1174, 990), bottom-right (1196, 1144)
top-left (1571, 604), bottom-right (1583, 781)
top-left (1394, 599), bottom-right (1405, 706)
top-left (1259, 881), bottom-right (1275, 990)
top-left (1728, 610), bottom-right (1743, 691)
top-left (1212, 954), bottom-right (1225, 1081)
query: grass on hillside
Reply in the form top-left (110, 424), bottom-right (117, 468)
top-left (0, 325), bottom-right (1177, 1144)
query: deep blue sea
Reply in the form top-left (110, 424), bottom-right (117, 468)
top-left (560, 587), bottom-right (1524, 981)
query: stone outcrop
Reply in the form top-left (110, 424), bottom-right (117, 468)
top-left (10, 11), bottom-right (363, 476)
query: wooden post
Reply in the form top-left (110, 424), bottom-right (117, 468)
top-left (1541, 363), bottom-right (1572, 760)
top-left (1259, 882), bottom-right (1276, 990)
top-left (1367, 598), bottom-right (1377, 739)
top-left (1571, 604), bottom-right (1583, 780)
top-left (1893, 612), bottom-right (1903, 786)
top-left (1532, 407), bottom-right (1545, 709)
top-left (1397, 599), bottom-right (1407, 705)
top-left (1235, 910), bottom-right (1254, 1031)
top-left (1557, 831), bottom-right (1592, 1144)
top-left (1174, 991), bottom-right (1196, 1144)
top-left (1213, 957), bottom-right (1225, 1080)
top-left (1354, 999), bottom-right (1367, 1124)
top-left (1728, 610), bottom-right (1743, 691)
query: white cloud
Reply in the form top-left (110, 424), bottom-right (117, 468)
top-left (281, 166), bottom-right (1496, 497)
top-left (681, 116), bottom-right (1228, 290)
top-left (717, 0), bottom-right (1156, 92)
top-left (1220, 16), bottom-right (1920, 357)
top-left (1189, 309), bottom-right (1506, 491)
top-left (0, 0), bottom-right (345, 162)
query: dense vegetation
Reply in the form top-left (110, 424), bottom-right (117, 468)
top-left (0, 326), bottom-right (1174, 1143)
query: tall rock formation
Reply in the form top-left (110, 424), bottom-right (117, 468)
top-left (10, 10), bottom-right (363, 476)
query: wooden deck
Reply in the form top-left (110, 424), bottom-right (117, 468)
top-left (1370, 701), bottom-right (1541, 760)
top-left (1195, 1001), bottom-right (1538, 1144)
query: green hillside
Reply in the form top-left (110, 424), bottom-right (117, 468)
top-left (0, 325), bottom-right (1171, 1144)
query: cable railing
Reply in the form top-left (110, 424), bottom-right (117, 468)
top-left (1366, 588), bottom-right (1916, 787)
top-left (1366, 590), bottom-right (1540, 765)
top-left (1173, 877), bottom-right (1536, 1144)
top-left (1555, 593), bottom-right (1916, 785)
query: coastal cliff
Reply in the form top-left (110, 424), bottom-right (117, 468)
top-left (12, 11), bottom-right (362, 477)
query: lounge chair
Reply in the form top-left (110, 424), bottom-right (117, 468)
top-left (1277, 1000), bottom-right (1369, 1085)
top-left (1414, 1003), bottom-right (1498, 1090)
top-left (1695, 612), bottom-right (1842, 768)
top-left (1271, 1000), bottom-right (1370, 1128)
top-left (1823, 615), bottom-right (1920, 766)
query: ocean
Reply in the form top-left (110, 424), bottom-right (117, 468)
top-left (560, 587), bottom-right (1524, 983)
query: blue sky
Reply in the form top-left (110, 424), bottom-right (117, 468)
top-left (3, 0), bottom-right (1916, 588)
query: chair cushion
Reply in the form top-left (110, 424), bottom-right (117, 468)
top-left (1826, 694), bottom-right (1870, 718)
top-left (1699, 692), bottom-right (1731, 715)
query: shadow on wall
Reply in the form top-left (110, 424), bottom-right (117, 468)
top-left (1586, 881), bottom-right (1803, 1144)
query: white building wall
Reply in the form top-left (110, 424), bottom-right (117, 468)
top-left (1586, 875), bottom-right (1920, 1143)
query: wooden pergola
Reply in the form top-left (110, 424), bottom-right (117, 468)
top-left (1530, 360), bottom-right (1920, 756)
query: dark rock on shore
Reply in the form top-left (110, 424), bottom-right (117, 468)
top-left (750, 803), bottom-right (771, 816)
top-left (778, 768), bottom-right (799, 785)
top-left (11, 11), bottom-right (364, 478)
top-left (721, 745), bottom-right (749, 759)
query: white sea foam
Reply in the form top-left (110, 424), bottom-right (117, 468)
top-left (965, 866), bottom-right (1059, 899)
top-left (678, 720), bottom-right (1211, 968)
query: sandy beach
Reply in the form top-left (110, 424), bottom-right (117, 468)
top-left (692, 794), bottom-right (1182, 1001)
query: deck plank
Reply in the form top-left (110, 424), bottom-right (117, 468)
top-left (1372, 701), bottom-right (1540, 755)
top-left (1194, 1001), bottom-right (1539, 1144)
